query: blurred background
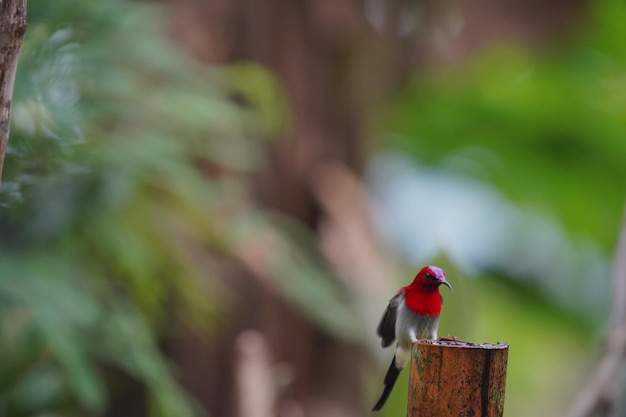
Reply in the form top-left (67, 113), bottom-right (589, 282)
top-left (1, 0), bottom-right (626, 416)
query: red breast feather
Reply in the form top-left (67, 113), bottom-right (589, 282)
top-left (401, 286), bottom-right (442, 317)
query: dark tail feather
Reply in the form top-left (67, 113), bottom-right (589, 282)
top-left (372, 356), bottom-right (401, 412)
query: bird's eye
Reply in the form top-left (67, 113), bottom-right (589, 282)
top-left (425, 272), bottom-right (436, 280)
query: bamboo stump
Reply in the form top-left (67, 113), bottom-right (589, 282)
top-left (408, 338), bottom-right (509, 417)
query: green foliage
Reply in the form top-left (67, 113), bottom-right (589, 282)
top-left (386, 0), bottom-right (626, 251)
top-left (0, 256), bottom-right (199, 416)
top-left (1, 1), bottom-right (360, 416)
top-left (1, 2), bottom-right (223, 415)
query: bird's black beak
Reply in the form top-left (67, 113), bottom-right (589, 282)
top-left (440, 279), bottom-right (453, 292)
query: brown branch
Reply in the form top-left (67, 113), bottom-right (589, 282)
top-left (309, 161), bottom-right (404, 351)
top-left (309, 161), bottom-right (399, 298)
top-left (0, 0), bottom-right (27, 185)
top-left (565, 322), bottom-right (626, 417)
top-left (234, 330), bottom-right (276, 417)
top-left (565, 203), bottom-right (626, 417)
top-left (611, 204), bottom-right (626, 328)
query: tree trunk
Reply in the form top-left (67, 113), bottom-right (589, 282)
top-left (0, 0), bottom-right (27, 185)
top-left (159, 1), bottom-right (411, 416)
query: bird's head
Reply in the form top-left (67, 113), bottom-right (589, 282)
top-left (411, 266), bottom-right (453, 292)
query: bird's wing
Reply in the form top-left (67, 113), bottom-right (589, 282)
top-left (376, 292), bottom-right (404, 348)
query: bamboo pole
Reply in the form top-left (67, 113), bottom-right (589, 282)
top-left (408, 338), bottom-right (509, 417)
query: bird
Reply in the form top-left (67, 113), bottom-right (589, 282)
top-left (372, 265), bottom-right (452, 412)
